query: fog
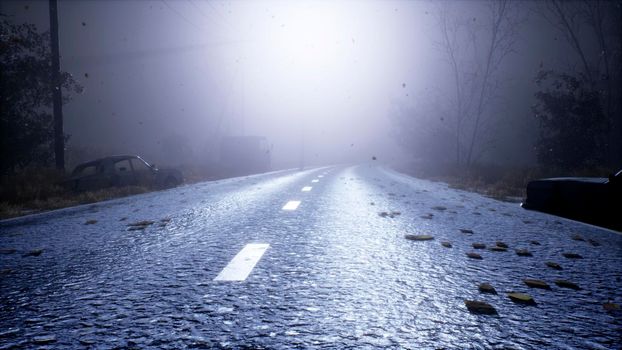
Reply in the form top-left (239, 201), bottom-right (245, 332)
top-left (2, 0), bottom-right (620, 172)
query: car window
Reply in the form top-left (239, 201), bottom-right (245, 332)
top-left (132, 158), bottom-right (151, 172)
top-left (114, 159), bottom-right (132, 173)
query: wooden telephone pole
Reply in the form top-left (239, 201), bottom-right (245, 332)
top-left (49, 0), bottom-right (65, 170)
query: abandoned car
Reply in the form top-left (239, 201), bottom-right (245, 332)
top-left (521, 169), bottom-right (621, 231)
top-left (66, 155), bottom-right (183, 192)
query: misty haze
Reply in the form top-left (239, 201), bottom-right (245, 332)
top-left (1, 1), bottom-right (621, 349)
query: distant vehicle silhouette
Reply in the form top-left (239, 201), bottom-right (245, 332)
top-left (66, 155), bottom-right (183, 192)
top-left (522, 169), bottom-right (621, 231)
top-left (219, 136), bottom-right (271, 176)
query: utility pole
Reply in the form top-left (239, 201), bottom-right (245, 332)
top-left (49, 0), bottom-right (65, 170)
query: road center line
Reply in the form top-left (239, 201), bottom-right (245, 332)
top-left (214, 243), bottom-right (270, 281)
top-left (311, 179), bottom-right (319, 183)
top-left (282, 200), bottom-right (301, 210)
top-left (301, 186), bottom-right (312, 192)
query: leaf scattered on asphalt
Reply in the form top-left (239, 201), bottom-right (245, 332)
top-left (127, 220), bottom-right (155, 231)
top-left (562, 252), bottom-right (583, 259)
top-left (546, 262), bottom-right (562, 270)
top-left (464, 300), bottom-right (497, 315)
top-left (524, 279), bottom-right (551, 290)
top-left (530, 240), bottom-right (541, 245)
top-left (588, 239), bottom-right (600, 247)
top-left (489, 246), bottom-right (507, 252)
top-left (441, 241), bottom-right (452, 248)
top-left (515, 249), bottom-right (533, 257)
top-left (119, 217), bottom-right (127, 221)
top-left (84, 219), bottom-right (98, 225)
top-left (571, 234), bottom-right (584, 241)
top-left (496, 241), bottom-right (508, 248)
top-left (32, 335), bottom-right (56, 344)
top-left (432, 206), bottom-right (447, 211)
top-left (478, 283), bottom-right (497, 294)
top-left (420, 214), bottom-right (434, 219)
top-left (22, 249), bottom-right (43, 257)
top-left (0, 249), bottom-right (16, 254)
top-left (405, 234), bottom-right (434, 241)
top-left (508, 292), bottom-right (536, 305)
top-left (466, 252), bottom-right (483, 260)
top-left (554, 280), bottom-right (580, 290)
top-left (459, 229), bottom-right (474, 234)
top-left (603, 303), bottom-right (620, 311)
top-left (472, 243), bottom-right (486, 249)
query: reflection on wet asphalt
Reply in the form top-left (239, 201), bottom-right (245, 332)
top-left (1, 165), bottom-right (621, 349)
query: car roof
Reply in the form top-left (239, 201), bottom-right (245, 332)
top-left (74, 155), bottom-right (143, 167)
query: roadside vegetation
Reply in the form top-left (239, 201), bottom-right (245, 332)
top-left (394, 162), bottom-right (615, 203)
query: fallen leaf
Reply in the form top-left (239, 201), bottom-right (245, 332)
top-left (546, 262), bottom-right (562, 270)
top-left (524, 279), bottom-right (551, 290)
top-left (84, 219), bottom-right (97, 225)
top-left (441, 241), bottom-right (452, 248)
top-left (554, 280), bottom-right (580, 290)
top-left (562, 253), bottom-right (583, 259)
top-left (489, 246), bottom-right (507, 252)
top-left (460, 229), bottom-right (474, 234)
top-left (405, 234), bottom-right (434, 241)
top-left (466, 252), bottom-right (483, 260)
top-left (22, 249), bottom-right (43, 257)
top-left (603, 303), bottom-right (620, 311)
top-left (496, 242), bottom-right (508, 248)
top-left (464, 300), bottom-right (497, 315)
top-left (508, 292), bottom-right (536, 305)
top-left (472, 243), bottom-right (486, 249)
top-left (478, 283), bottom-right (497, 294)
top-left (571, 234), bottom-right (584, 241)
top-left (515, 249), bottom-right (532, 257)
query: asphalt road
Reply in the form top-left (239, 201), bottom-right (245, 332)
top-left (1, 165), bottom-right (621, 349)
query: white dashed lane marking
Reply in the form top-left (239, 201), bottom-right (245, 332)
top-left (311, 179), bottom-right (319, 183)
top-left (282, 200), bottom-right (301, 210)
top-left (301, 186), bottom-right (312, 192)
top-left (214, 244), bottom-right (270, 281)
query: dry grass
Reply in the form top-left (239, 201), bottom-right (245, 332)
top-left (394, 162), bottom-right (616, 203)
top-left (0, 168), bottom-right (149, 220)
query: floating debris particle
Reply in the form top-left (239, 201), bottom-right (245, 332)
top-left (119, 217), bottom-right (127, 221)
top-left (603, 303), bottom-right (620, 311)
top-left (523, 220), bottom-right (533, 224)
top-left (530, 240), bottom-right (541, 245)
top-left (460, 229), bottom-right (474, 234)
top-left (421, 214), bottom-right (434, 219)
top-left (562, 252), bottom-right (583, 259)
top-left (84, 219), bottom-right (97, 225)
top-left (554, 280), bottom-right (580, 290)
top-left (0, 249), bottom-right (16, 254)
top-left (432, 206), bottom-right (447, 211)
top-left (464, 300), bottom-right (497, 315)
top-left (546, 262), bottom-right (562, 270)
top-left (516, 249), bottom-right (532, 257)
top-left (571, 234), bottom-right (584, 241)
top-left (466, 252), bottom-right (483, 260)
top-left (478, 283), bottom-right (497, 294)
top-left (441, 241), bottom-right (452, 248)
top-left (370, 202), bottom-right (375, 206)
top-left (405, 234), bottom-right (434, 241)
top-left (391, 211), bottom-right (401, 216)
top-left (22, 249), bottom-right (43, 257)
top-left (472, 243), bottom-right (486, 249)
top-left (378, 212), bottom-right (389, 218)
top-left (508, 292), bottom-right (536, 305)
top-left (524, 279), bottom-right (551, 290)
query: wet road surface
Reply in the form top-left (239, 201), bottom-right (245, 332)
top-left (1, 165), bottom-right (621, 349)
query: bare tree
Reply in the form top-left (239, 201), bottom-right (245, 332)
top-left (536, 0), bottom-right (622, 165)
top-left (434, 0), bottom-right (521, 167)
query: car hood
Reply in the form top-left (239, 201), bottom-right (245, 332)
top-left (534, 177), bottom-right (608, 184)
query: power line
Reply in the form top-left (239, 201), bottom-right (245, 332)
top-left (160, 0), bottom-right (203, 31)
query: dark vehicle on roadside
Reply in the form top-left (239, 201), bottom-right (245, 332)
top-left (66, 155), bottom-right (183, 192)
top-left (521, 169), bottom-right (621, 231)
top-left (219, 136), bottom-right (271, 176)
